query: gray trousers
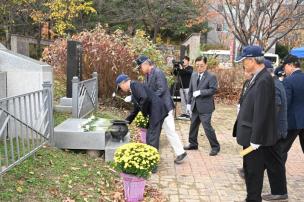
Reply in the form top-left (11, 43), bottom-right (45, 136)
top-left (147, 119), bottom-right (164, 150)
top-left (188, 107), bottom-right (220, 150)
top-left (179, 88), bottom-right (189, 115)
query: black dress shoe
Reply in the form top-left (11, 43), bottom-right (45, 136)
top-left (174, 152), bottom-right (187, 164)
top-left (209, 148), bottom-right (220, 156)
top-left (262, 193), bottom-right (288, 201)
top-left (183, 144), bottom-right (198, 150)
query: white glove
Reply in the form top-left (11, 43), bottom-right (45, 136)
top-left (193, 90), bottom-right (201, 97)
top-left (186, 104), bottom-right (191, 113)
top-left (250, 142), bottom-right (260, 150)
top-left (124, 95), bottom-right (132, 103)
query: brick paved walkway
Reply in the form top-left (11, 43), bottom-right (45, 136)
top-left (150, 104), bottom-right (304, 202)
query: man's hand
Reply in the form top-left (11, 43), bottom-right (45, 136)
top-left (250, 142), bottom-right (260, 150)
top-left (124, 95), bottom-right (132, 103)
top-left (193, 90), bottom-right (200, 97)
top-left (186, 104), bottom-right (191, 113)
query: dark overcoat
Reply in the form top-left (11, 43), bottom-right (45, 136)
top-left (233, 68), bottom-right (277, 147)
top-left (126, 81), bottom-right (168, 127)
top-left (145, 67), bottom-right (174, 112)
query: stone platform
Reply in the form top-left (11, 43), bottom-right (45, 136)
top-left (54, 118), bottom-right (130, 161)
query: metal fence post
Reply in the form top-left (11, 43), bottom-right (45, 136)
top-left (42, 81), bottom-right (54, 146)
top-left (92, 72), bottom-right (98, 111)
top-left (72, 76), bottom-right (79, 118)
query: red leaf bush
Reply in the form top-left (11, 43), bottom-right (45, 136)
top-left (42, 26), bottom-right (137, 102)
top-left (211, 66), bottom-right (245, 104)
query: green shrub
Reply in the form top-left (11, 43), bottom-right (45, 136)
top-left (126, 30), bottom-right (174, 85)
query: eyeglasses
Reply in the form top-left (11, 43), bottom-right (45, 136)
top-left (195, 64), bottom-right (205, 67)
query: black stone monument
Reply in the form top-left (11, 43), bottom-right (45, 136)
top-left (66, 40), bottom-right (83, 98)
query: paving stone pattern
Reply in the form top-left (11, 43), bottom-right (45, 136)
top-left (150, 104), bottom-right (304, 202)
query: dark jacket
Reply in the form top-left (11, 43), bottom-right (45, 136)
top-left (238, 79), bottom-right (250, 104)
top-left (233, 68), bottom-right (277, 147)
top-left (274, 79), bottom-right (288, 139)
top-left (126, 81), bottom-right (168, 127)
top-left (282, 69), bottom-right (304, 130)
top-left (145, 67), bottom-right (174, 111)
top-left (173, 65), bottom-right (193, 88)
top-left (187, 71), bottom-right (217, 114)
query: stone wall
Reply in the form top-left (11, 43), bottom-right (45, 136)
top-left (0, 44), bottom-right (53, 97)
top-left (0, 44), bottom-right (53, 138)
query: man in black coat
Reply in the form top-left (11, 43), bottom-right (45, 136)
top-left (233, 46), bottom-right (278, 202)
top-left (115, 74), bottom-right (168, 150)
top-left (261, 60), bottom-right (288, 201)
top-left (280, 55), bottom-right (304, 162)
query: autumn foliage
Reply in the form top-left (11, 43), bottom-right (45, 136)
top-left (42, 27), bottom-right (170, 103)
top-left (211, 66), bottom-right (245, 104)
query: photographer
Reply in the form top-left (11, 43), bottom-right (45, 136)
top-left (173, 56), bottom-right (193, 119)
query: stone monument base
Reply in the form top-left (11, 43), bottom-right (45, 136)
top-left (54, 118), bottom-right (130, 161)
top-left (54, 97), bottom-right (72, 113)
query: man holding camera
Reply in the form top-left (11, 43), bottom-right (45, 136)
top-left (173, 56), bottom-right (193, 119)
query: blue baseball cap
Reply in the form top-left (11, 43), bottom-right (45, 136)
top-left (115, 74), bottom-right (129, 85)
top-left (282, 54), bottom-right (300, 66)
top-left (236, 45), bottom-right (264, 62)
top-left (134, 55), bottom-right (149, 69)
top-left (264, 59), bottom-right (273, 69)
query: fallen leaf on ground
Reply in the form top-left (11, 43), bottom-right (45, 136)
top-left (49, 187), bottom-right (60, 197)
top-left (62, 197), bottom-right (75, 202)
top-left (16, 187), bottom-right (23, 193)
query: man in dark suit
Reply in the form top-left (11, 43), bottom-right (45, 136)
top-left (261, 60), bottom-right (288, 201)
top-left (183, 56), bottom-right (220, 156)
top-left (135, 55), bottom-right (187, 164)
top-left (280, 55), bottom-right (304, 162)
top-left (115, 74), bottom-right (168, 150)
top-left (233, 46), bottom-right (278, 202)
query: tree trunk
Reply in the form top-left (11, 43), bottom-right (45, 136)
top-left (37, 23), bottom-right (42, 59)
top-left (5, 25), bottom-right (11, 50)
top-left (152, 23), bottom-right (160, 43)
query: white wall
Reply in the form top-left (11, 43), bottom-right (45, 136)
top-left (0, 45), bottom-right (53, 97)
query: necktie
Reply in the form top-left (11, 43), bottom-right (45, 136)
top-left (197, 74), bottom-right (201, 86)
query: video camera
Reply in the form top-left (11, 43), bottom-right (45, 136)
top-left (172, 59), bottom-right (184, 70)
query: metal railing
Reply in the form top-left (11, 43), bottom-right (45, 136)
top-left (0, 81), bottom-right (53, 176)
top-left (72, 72), bottom-right (98, 118)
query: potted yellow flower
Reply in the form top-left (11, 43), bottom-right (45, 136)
top-left (134, 112), bottom-right (149, 143)
top-left (113, 143), bottom-right (160, 202)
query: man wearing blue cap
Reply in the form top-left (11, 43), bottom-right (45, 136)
top-left (257, 60), bottom-right (288, 201)
top-left (115, 74), bottom-right (168, 151)
top-left (233, 45), bottom-right (278, 202)
top-left (135, 55), bottom-right (187, 164)
top-left (280, 54), bottom-right (304, 162)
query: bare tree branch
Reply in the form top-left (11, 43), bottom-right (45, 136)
top-left (211, 0), bottom-right (304, 51)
